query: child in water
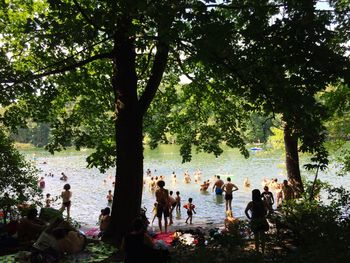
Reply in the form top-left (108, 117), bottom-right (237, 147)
top-left (151, 202), bottom-right (158, 225)
top-left (106, 190), bottom-right (113, 206)
top-left (184, 198), bottom-right (196, 224)
top-left (45, 193), bottom-right (52, 208)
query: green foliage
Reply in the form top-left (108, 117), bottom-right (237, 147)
top-left (280, 185), bottom-right (350, 263)
top-left (0, 128), bottom-right (42, 223)
top-left (267, 127), bottom-right (285, 150)
top-left (81, 242), bottom-right (117, 263)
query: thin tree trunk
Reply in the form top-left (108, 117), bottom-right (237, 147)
top-left (103, 18), bottom-right (143, 245)
top-left (284, 123), bottom-right (304, 197)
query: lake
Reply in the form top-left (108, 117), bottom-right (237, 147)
top-left (23, 145), bottom-right (348, 227)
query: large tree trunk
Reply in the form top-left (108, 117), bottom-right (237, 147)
top-left (284, 122), bottom-right (304, 197)
top-left (104, 18), bottom-right (143, 245)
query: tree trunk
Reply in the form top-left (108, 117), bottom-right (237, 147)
top-left (284, 122), bottom-right (304, 196)
top-left (103, 19), bottom-right (143, 245)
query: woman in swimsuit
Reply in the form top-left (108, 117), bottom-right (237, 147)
top-left (60, 183), bottom-right (72, 220)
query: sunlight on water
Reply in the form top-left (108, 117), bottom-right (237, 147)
top-left (24, 145), bottom-right (348, 227)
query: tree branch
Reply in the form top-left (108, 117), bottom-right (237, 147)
top-left (8, 52), bottom-right (112, 85)
top-left (138, 42), bottom-right (170, 116)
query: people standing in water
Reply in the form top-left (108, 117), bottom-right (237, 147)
top-left (38, 177), bottom-right (45, 188)
top-left (245, 189), bottom-right (269, 254)
top-left (60, 183), bottom-right (72, 220)
top-left (155, 180), bottom-right (170, 233)
top-left (261, 186), bottom-right (274, 215)
top-left (243, 177), bottom-right (251, 188)
top-left (212, 175), bottom-right (225, 195)
top-left (175, 191), bottom-right (181, 213)
top-left (282, 180), bottom-right (294, 202)
top-left (106, 190), bottom-right (113, 206)
top-left (184, 198), bottom-right (196, 224)
top-left (222, 177), bottom-right (239, 211)
top-left (151, 202), bottom-right (158, 225)
top-left (168, 191), bottom-right (177, 225)
top-left (45, 193), bottom-right (52, 208)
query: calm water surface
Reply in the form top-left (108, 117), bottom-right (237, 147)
top-left (23, 145), bottom-right (348, 227)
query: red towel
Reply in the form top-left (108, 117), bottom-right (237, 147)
top-left (153, 232), bottom-right (174, 245)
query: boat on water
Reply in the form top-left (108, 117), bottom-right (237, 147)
top-left (250, 147), bottom-right (262, 151)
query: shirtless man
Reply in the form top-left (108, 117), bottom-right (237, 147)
top-left (155, 180), bottom-right (170, 233)
top-left (212, 175), bottom-right (225, 195)
top-left (222, 177), bottom-right (239, 211)
top-left (282, 180), bottom-right (294, 202)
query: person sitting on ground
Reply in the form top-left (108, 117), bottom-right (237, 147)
top-left (31, 217), bottom-right (77, 261)
top-left (51, 225), bottom-right (86, 254)
top-left (99, 207), bottom-right (111, 237)
top-left (122, 217), bottom-right (168, 263)
top-left (245, 189), bottom-right (269, 254)
top-left (224, 210), bottom-right (239, 233)
top-left (17, 207), bottom-right (46, 242)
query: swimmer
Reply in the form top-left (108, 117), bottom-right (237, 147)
top-left (38, 177), bottom-right (45, 188)
top-left (60, 172), bottom-right (68, 181)
top-left (243, 177), bottom-right (251, 188)
top-left (45, 193), bottom-right (52, 208)
top-left (106, 190), bottom-right (113, 205)
top-left (184, 198), bottom-right (196, 224)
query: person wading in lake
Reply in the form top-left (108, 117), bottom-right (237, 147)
top-left (155, 180), bottom-right (170, 233)
top-left (222, 177), bottom-right (239, 211)
top-left (212, 175), bottom-right (224, 195)
top-left (60, 183), bottom-right (72, 220)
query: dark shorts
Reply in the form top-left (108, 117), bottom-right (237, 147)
top-left (187, 211), bottom-right (193, 216)
top-left (171, 202), bottom-right (177, 208)
top-left (225, 194), bottom-right (233, 201)
top-left (215, 188), bottom-right (223, 195)
top-left (157, 205), bottom-right (170, 218)
top-left (251, 218), bottom-right (269, 233)
top-left (63, 201), bottom-right (71, 207)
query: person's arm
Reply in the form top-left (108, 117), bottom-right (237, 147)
top-left (233, 184), bottom-right (239, 191)
top-left (270, 192), bottom-right (274, 204)
top-left (244, 202), bottom-right (252, 219)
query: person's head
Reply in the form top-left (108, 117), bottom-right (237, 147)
top-left (41, 177), bottom-right (44, 180)
top-left (252, 189), bottom-right (261, 202)
top-left (264, 186), bottom-right (269, 191)
top-left (157, 180), bottom-right (165, 188)
top-left (46, 193), bottom-right (51, 198)
top-left (170, 190), bottom-right (173, 195)
top-left (227, 177), bottom-right (231, 182)
top-left (103, 207), bottom-right (110, 216)
top-left (217, 175), bottom-right (220, 179)
top-left (100, 209), bottom-right (104, 214)
top-left (27, 207), bottom-right (38, 219)
top-left (283, 180), bottom-right (288, 186)
top-left (154, 202), bottom-right (157, 207)
top-left (176, 191), bottom-right (180, 195)
top-left (63, 183), bottom-right (71, 191)
top-left (188, 198), bottom-right (193, 203)
top-left (108, 190), bottom-right (112, 194)
top-left (273, 178), bottom-right (278, 182)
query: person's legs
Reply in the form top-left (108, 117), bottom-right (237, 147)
top-left (164, 216), bottom-right (168, 233)
top-left (228, 199), bottom-right (232, 211)
top-left (67, 205), bottom-right (70, 220)
top-left (158, 217), bottom-right (162, 232)
top-left (254, 231), bottom-right (260, 253)
top-left (261, 231), bottom-right (266, 254)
